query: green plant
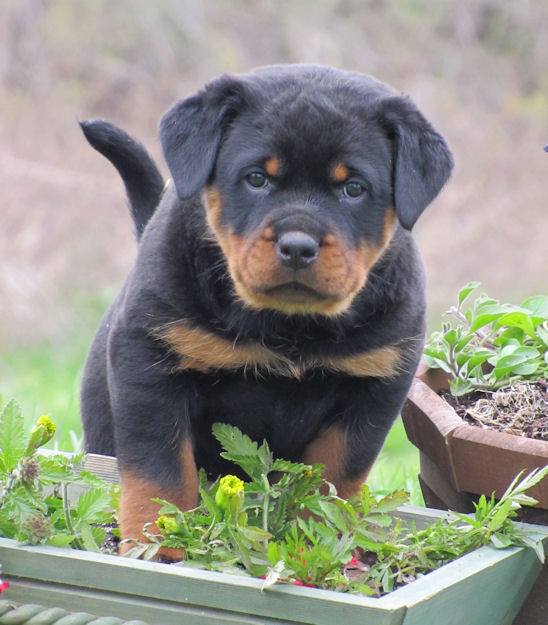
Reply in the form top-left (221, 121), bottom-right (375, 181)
top-left (424, 282), bottom-right (548, 395)
top-left (0, 395), bottom-right (117, 550)
top-left (1, 396), bottom-right (546, 598)
top-left (147, 424), bottom-right (547, 596)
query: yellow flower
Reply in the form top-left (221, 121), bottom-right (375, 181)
top-left (156, 515), bottom-right (179, 535)
top-left (36, 415), bottom-right (56, 437)
top-left (25, 414), bottom-right (57, 455)
top-left (215, 475), bottom-right (245, 512)
top-left (219, 475), bottom-right (244, 497)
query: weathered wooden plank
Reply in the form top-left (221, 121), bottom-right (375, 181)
top-left (18, 454), bottom-right (544, 624)
top-left (5, 580), bottom-right (298, 625)
top-left (83, 454), bottom-right (119, 484)
top-left (38, 451), bottom-right (119, 485)
top-left (0, 540), bottom-right (405, 625)
top-left (393, 544), bottom-right (541, 624)
top-left (1, 532), bottom-right (544, 625)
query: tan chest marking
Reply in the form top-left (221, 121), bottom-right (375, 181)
top-left (312, 346), bottom-right (402, 378)
top-left (157, 322), bottom-right (402, 379)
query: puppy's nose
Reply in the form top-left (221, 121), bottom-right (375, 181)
top-left (275, 231), bottom-right (319, 270)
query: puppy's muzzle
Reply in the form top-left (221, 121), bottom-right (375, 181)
top-left (275, 231), bottom-right (319, 271)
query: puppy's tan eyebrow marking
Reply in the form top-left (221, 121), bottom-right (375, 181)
top-left (331, 163), bottom-right (349, 183)
top-left (265, 156), bottom-right (281, 177)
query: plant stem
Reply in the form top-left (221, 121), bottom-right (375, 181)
top-left (62, 482), bottom-right (83, 549)
top-left (0, 469), bottom-right (19, 508)
top-left (262, 476), bottom-right (270, 549)
top-left (448, 307), bottom-right (497, 349)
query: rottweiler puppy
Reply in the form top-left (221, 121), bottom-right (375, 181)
top-left (80, 64), bottom-right (453, 554)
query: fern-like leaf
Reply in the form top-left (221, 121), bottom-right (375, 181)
top-left (0, 399), bottom-right (27, 475)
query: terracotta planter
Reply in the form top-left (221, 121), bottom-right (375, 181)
top-left (401, 367), bottom-right (548, 625)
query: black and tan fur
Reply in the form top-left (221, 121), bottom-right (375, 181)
top-left (80, 64), bottom-right (453, 554)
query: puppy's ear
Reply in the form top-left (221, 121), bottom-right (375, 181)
top-left (159, 75), bottom-right (245, 199)
top-left (380, 96), bottom-right (453, 230)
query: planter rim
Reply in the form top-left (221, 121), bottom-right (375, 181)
top-left (1, 514), bottom-right (545, 614)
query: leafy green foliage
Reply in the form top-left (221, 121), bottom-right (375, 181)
top-left (2, 398), bottom-right (546, 597)
top-left (425, 283), bottom-right (548, 395)
top-left (145, 424), bottom-right (547, 596)
top-left (0, 398), bottom-right (27, 474)
top-left (0, 397), bottom-right (117, 549)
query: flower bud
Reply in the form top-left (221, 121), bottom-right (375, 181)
top-left (156, 515), bottom-right (179, 535)
top-left (215, 475), bottom-right (245, 517)
top-left (25, 415), bottom-right (57, 455)
top-left (24, 514), bottom-right (52, 543)
top-left (20, 457), bottom-right (40, 482)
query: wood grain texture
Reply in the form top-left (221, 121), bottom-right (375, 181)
top-left (20, 453), bottom-right (545, 625)
top-left (1, 511), bottom-right (545, 625)
top-left (0, 538), bottom-right (404, 625)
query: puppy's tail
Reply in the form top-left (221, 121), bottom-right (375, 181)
top-left (80, 119), bottom-right (165, 239)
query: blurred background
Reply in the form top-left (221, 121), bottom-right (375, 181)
top-left (1, 0), bottom-right (547, 499)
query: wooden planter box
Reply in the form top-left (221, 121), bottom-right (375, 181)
top-left (401, 369), bottom-right (548, 625)
top-left (1, 454), bottom-right (546, 625)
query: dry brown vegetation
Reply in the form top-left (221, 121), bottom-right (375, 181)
top-left (1, 0), bottom-right (547, 347)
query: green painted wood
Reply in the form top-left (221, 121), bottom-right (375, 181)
top-left (0, 540), bottom-right (404, 625)
top-left (4, 581), bottom-right (319, 625)
top-left (1, 507), bottom-right (545, 625)
top-left (396, 546), bottom-right (541, 625)
top-left (0, 602), bottom-right (147, 625)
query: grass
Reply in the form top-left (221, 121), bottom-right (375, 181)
top-left (0, 296), bottom-right (422, 504)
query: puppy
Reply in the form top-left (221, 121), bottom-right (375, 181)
top-left (80, 64), bottom-right (453, 554)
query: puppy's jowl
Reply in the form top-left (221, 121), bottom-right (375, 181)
top-left (80, 64), bottom-right (453, 556)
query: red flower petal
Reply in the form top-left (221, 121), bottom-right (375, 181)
top-left (292, 580), bottom-right (316, 588)
top-left (0, 580), bottom-right (10, 592)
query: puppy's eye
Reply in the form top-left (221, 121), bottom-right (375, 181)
top-left (343, 181), bottom-right (365, 198)
top-left (246, 171), bottom-right (268, 188)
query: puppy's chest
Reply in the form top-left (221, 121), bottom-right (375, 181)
top-left (156, 321), bottom-right (402, 380)
top-left (192, 370), bottom-right (358, 474)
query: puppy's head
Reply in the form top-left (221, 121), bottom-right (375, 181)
top-left (160, 65), bottom-right (453, 316)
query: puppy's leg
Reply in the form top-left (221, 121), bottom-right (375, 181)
top-left (118, 437), bottom-right (198, 560)
top-left (302, 376), bottom-right (412, 499)
top-left (81, 312), bottom-right (115, 456)
top-left (108, 328), bottom-right (200, 559)
top-left (302, 425), bottom-right (368, 499)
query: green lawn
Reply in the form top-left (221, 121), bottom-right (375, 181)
top-left (1, 297), bottom-right (422, 504)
